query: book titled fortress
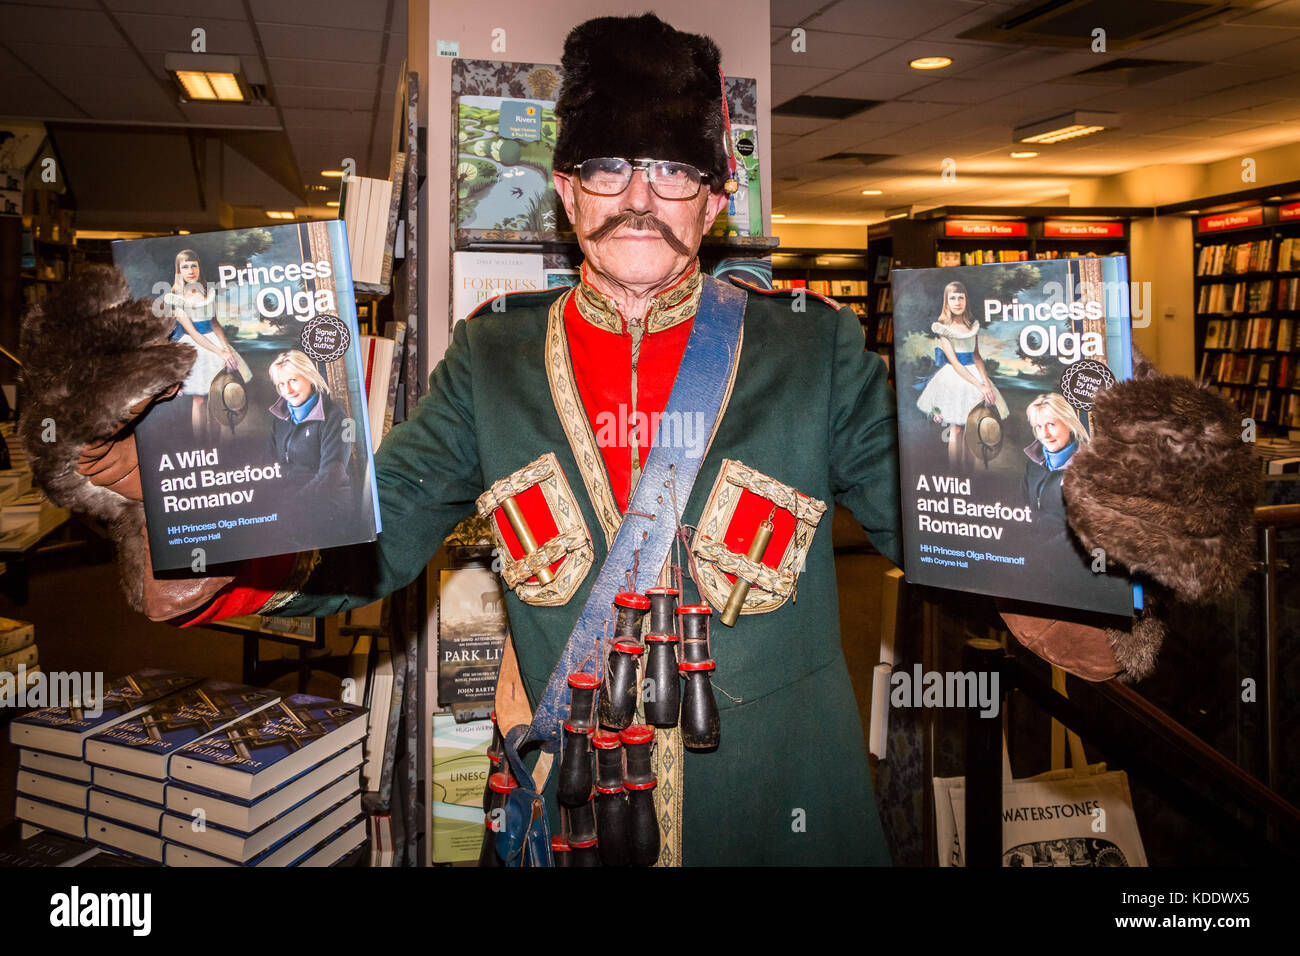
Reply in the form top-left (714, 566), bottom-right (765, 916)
top-left (111, 222), bottom-right (381, 571)
top-left (892, 258), bottom-right (1134, 616)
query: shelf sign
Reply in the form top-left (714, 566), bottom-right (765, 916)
top-left (1279, 202), bottom-right (1300, 221)
top-left (1043, 220), bottom-right (1124, 238)
top-left (1197, 207), bottom-right (1264, 233)
top-left (945, 220), bottom-right (1027, 237)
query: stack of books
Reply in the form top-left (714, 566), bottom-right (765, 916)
top-left (84, 679), bottom-right (281, 863)
top-left (11, 670), bottom-right (202, 841)
top-left (0, 617), bottom-right (38, 689)
top-left (161, 694), bottom-right (367, 867)
top-left (340, 156), bottom-right (406, 291)
top-left (10, 671), bottom-right (368, 867)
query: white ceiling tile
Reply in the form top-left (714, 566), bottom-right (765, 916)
top-left (266, 58), bottom-right (381, 90)
top-left (771, 64), bottom-right (844, 99)
top-left (851, 100), bottom-right (963, 124)
top-left (1225, 100), bottom-right (1300, 123)
top-left (772, 115), bottom-right (836, 136)
top-left (807, 69), bottom-right (939, 99)
top-left (808, 0), bottom-right (986, 40)
top-left (258, 24), bottom-right (384, 63)
top-left (276, 85), bottom-right (375, 111)
top-left (1132, 23), bottom-right (1297, 61)
top-left (895, 76), bottom-right (1023, 104)
top-left (0, 5), bottom-right (127, 45)
top-left (0, 76), bottom-right (83, 118)
top-left (180, 102), bottom-right (280, 126)
top-left (104, 0), bottom-right (246, 17)
top-left (283, 107), bottom-right (373, 130)
top-left (1144, 61), bottom-right (1289, 92)
top-left (771, 30), bottom-right (897, 69)
top-left (771, 0), bottom-right (837, 29)
top-left (1227, 0), bottom-right (1300, 27)
top-left (4, 42), bottom-right (150, 79)
top-left (115, 12), bottom-right (260, 54)
top-left (250, 0), bottom-right (392, 31)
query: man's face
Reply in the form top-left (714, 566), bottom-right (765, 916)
top-left (1031, 409), bottom-right (1072, 453)
top-left (554, 163), bottom-right (729, 292)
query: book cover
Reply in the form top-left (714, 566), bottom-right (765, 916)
top-left (452, 251), bottom-right (545, 324)
top-left (892, 258), bottom-right (1134, 616)
top-left (85, 679), bottom-right (280, 778)
top-left (437, 566), bottom-right (507, 715)
top-left (10, 669), bottom-right (202, 757)
top-left (110, 222), bottom-right (381, 571)
top-left (167, 693), bottom-right (367, 800)
top-left (708, 123), bottom-right (761, 238)
top-left (431, 714), bottom-right (492, 864)
top-left (455, 93), bottom-right (559, 236)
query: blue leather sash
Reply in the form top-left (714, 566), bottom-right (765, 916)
top-left (497, 274), bottom-right (747, 866)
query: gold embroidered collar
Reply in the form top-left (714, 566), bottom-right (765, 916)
top-left (574, 260), bottom-right (703, 335)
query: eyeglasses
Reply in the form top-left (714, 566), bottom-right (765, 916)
top-left (570, 157), bottom-right (710, 200)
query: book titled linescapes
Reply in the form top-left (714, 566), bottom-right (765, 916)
top-left (111, 222), bottom-right (381, 571)
top-left (892, 257), bottom-right (1134, 616)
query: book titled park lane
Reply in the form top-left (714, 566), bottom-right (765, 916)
top-left (111, 222), bottom-right (381, 571)
top-left (892, 257), bottom-right (1135, 616)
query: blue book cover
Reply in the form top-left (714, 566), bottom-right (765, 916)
top-left (10, 670), bottom-right (202, 756)
top-left (86, 680), bottom-right (280, 777)
top-left (110, 222), bottom-right (381, 571)
top-left (892, 257), bottom-right (1134, 616)
top-left (170, 694), bottom-right (367, 797)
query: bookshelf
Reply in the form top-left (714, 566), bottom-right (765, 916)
top-left (1192, 203), bottom-right (1300, 430)
top-left (770, 248), bottom-right (893, 368)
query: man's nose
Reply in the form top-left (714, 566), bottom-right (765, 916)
top-left (622, 168), bottom-right (654, 209)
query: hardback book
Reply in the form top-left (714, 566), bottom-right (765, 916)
top-left (14, 796), bottom-right (85, 839)
top-left (110, 222), bottom-right (382, 571)
top-left (454, 88), bottom-right (559, 238)
top-left (86, 817), bottom-right (163, 864)
top-left (17, 770), bottom-right (90, 811)
top-left (87, 789), bottom-right (165, 834)
top-left (363, 642), bottom-right (394, 792)
top-left (160, 774), bottom-right (360, 863)
top-left (164, 800), bottom-right (364, 868)
top-left (892, 258), bottom-right (1134, 616)
top-left (708, 123), bottom-right (762, 238)
top-left (167, 693), bottom-right (367, 802)
top-left (452, 251), bottom-right (545, 325)
top-left (9, 669), bottom-right (201, 758)
top-left (431, 714), bottom-right (493, 864)
top-left (437, 565), bottom-right (507, 715)
top-left (0, 642), bottom-right (37, 673)
top-left (0, 825), bottom-right (100, 867)
top-left (0, 616), bottom-right (34, 656)
top-left (20, 748), bottom-right (92, 783)
top-left (85, 680), bottom-right (280, 780)
top-left (92, 766), bottom-right (167, 805)
top-left (167, 742), bottom-right (362, 832)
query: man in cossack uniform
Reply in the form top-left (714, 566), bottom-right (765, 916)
top-left (26, 13), bottom-right (899, 866)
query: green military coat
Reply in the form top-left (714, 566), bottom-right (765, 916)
top-left (275, 278), bottom-right (902, 865)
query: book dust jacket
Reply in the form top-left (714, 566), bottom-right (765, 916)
top-left (892, 258), bottom-right (1134, 616)
top-left (111, 222), bottom-right (381, 571)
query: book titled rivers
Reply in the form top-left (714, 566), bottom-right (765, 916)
top-left (892, 257), bottom-right (1134, 616)
top-left (112, 222), bottom-right (380, 571)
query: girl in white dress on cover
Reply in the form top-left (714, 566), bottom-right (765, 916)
top-left (165, 249), bottom-right (240, 443)
top-left (915, 280), bottom-right (1008, 468)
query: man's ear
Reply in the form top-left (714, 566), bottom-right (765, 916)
top-left (554, 171), bottom-right (578, 224)
top-left (702, 187), bottom-right (730, 232)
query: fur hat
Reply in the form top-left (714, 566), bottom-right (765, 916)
top-left (18, 266), bottom-right (194, 610)
top-left (553, 13), bottom-right (729, 186)
top-left (1063, 350), bottom-right (1259, 604)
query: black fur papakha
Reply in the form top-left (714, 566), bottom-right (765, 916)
top-left (17, 266), bottom-right (195, 609)
top-left (1063, 351), bottom-right (1259, 605)
top-left (553, 13), bottom-right (730, 186)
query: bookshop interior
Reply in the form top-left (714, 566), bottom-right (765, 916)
top-left (0, 0), bottom-right (1297, 873)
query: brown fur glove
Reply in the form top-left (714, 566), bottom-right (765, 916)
top-left (17, 266), bottom-right (231, 616)
top-left (1001, 350), bottom-right (1260, 683)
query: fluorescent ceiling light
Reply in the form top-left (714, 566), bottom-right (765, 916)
top-left (1015, 112), bottom-right (1117, 144)
top-left (1010, 151), bottom-right (1038, 159)
top-left (326, 201), bottom-right (340, 208)
top-left (265, 211), bottom-right (294, 220)
top-left (321, 170), bottom-right (345, 178)
top-left (861, 189), bottom-right (883, 195)
top-left (909, 56), bottom-right (952, 70)
top-left (165, 52), bottom-right (251, 103)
